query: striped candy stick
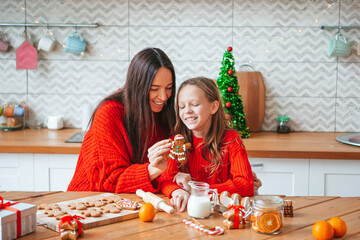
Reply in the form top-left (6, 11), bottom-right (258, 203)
top-left (183, 218), bottom-right (224, 235)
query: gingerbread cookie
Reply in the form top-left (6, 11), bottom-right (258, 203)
top-left (86, 200), bottom-right (105, 207)
top-left (100, 204), bottom-right (122, 213)
top-left (101, 195), bottom-right (124, 203)
top-left (115, 200), bottom-right (139, 210)
top-left (37, 203), bottom-right (61, 211)
top-left (80, 209), bottom-right (103, 217)
top-left (68, 202), bottom-right (87, 210)
top-left (60, 230), bottom-right (79, 240)
top-left (44, 209), bottom-right (69, 220)
top-left (166, 134), bottom-right (191, 164)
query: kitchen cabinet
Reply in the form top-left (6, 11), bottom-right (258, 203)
top-left (250, 158), bottom-right (309, 196)
top-left (0, 153), bottom-right (77, 192)
top-left (309, 159), bottom-right (360, 197)
top-left (0, 153), bottom-right (34, 191)
top-left (34, 154), bottom-right (78, 191)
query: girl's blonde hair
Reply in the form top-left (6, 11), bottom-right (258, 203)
top-left (174, 77), bottom-right (229, 176)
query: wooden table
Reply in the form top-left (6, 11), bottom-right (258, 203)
top-left (2, 192), bottom-right (360, 239)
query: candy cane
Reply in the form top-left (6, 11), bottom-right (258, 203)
top-left (183, 219), bottom-right (224, 235)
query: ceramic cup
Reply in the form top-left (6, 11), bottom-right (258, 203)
top-left (357, 41), bottom-right (360, 56)
top-left (13, 106), bottom-right (25, 116)
top-left (0, 32), bottom-right (9, 52)
top-left (46, 115), bottom-right (64, 130)
top-left (38, 30), bottom-right (56, 52)
top-left (328, 33), bottom-right (351, 57)
top-left (64, 31), bottom-right (86, 55)
top-left (3, 103), bottom-right (15, 117)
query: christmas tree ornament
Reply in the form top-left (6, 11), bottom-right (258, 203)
top-left (216, 47), bottom-right (250, 138)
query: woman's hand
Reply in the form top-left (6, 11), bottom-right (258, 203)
top-left (170, 188), bottom-right (190, 212)
top-left (147, 139), bottom-right (172, 181)
top-left (253, 171), bottom-right (262, 191)
top-left (173, 172), bottom-right (192, 192)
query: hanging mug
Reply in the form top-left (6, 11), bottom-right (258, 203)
top-left (0, 32), bottom-right (9, 52)
top-left (328, 33), bottom-right (351, 57)
top-left (38, 30), bottom-right (56, 52)
top-left (64, 31), bottom-right (86, 55)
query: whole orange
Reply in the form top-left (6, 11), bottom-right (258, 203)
top-left (328, 217), bottom-right (347, 237)
top-left (312, 220), bottom-right (334, 240)
top-left (139, 203), bottom-right (156, 222)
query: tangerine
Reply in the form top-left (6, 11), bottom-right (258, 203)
top-left (312, 220), bottom-right (334, 240)
top-left (138, 203), bottom-right (156, 222)
top-left (328, 217), bottom-right (347, 237)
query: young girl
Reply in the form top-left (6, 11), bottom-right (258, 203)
top-left (162, 77), bottom-right (254, 211)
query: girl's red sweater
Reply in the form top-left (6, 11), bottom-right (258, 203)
top-left (67, 100), bottom-right (179, 195)
top-left (162, 130), bottom-right (254, 197)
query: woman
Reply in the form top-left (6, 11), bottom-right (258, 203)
top-left (68, 48), bottom-right (180, 195)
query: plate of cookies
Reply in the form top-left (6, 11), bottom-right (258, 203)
top-left (36, 193), bottom-right (142, 232)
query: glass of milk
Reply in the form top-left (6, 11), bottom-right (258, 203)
top-left (187, 181), bottom-right (216, 218)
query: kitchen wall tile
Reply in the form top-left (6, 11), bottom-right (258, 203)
top-left (262, 97), bottom-right (336, 132)
top-left (173, 61), bottom-right (222, 86)
top-left (234, 0), bottom-right (338, 27)
top-left (336, 98), bottom-right (360, 132)
top-left (29, 26), bottom-right (129, 61)
top-left (26, 0), bottom-right (128, 26)
top-left (253, 62), bottom-right (337, 97)
top-left (130, 27), bottom-right (232, 62)
top-left (28, 94), bottom-right (105, 128)
top-left (0, 94), bottom-right (27, 104)
top-left (0, 60), bottom-right (27, 94)
top-left (233, 27), bottom-right (334, 63)
top-left (130, 0), bottom-right (232, 27)
top-left (340, 0), bottom-right (360, 26)
top-left (28, 60), bottom-right (129, 95)
top-left (0, 0), bottom-right (25, 23)
top-left (337, 62), bottom-right (360, 98)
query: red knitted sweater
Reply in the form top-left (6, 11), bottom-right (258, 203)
top-left (67, 100), bottom-right (178, 194)
top-left (162, 130), bottom-right (254, 197)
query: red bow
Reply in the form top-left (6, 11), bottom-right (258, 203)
top-left (0, 196), bottom-right (21, 237)
top-left (59, 215), bottom-right (85, 235)
top-left (228, 205), bottom-right (245, 229)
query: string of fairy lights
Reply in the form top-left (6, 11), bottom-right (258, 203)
top-left (10, 0), bottom-right (339, 62)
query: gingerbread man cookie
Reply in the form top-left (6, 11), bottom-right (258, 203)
top-left (80, 209), bottom-right (103, 217)
top-left (100, 204), bottom-right (122, 213)
top-left (68, 202), bottom-right (87, 210)
top-left (166, 134), bottom-right (191, 164)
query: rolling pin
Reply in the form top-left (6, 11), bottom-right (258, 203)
top-left (136, 189), bottom-right (175, 214)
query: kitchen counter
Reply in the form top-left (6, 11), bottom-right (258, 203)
top-left (1, 129), bottom-right (360, 159)
top-left (2, 191), bottom-right (360, 239)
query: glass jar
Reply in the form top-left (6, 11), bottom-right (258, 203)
top-left (277, 116), bottom-right (291, 134)
top-left (0, 101), bottom-right (26, 131)
top-left (251, 196), bottom-right (284, 235)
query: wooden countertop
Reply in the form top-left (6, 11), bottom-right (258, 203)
top-left (1, 128), bottom-right (360, 159)
top-left (2, 191), bottom-right (360, 239)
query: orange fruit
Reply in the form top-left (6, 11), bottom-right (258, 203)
top-left (312, 220), bottom-right (334, 240)
top-left (328, 217), bottom-right (347, 237)
top-left (258, 212), bottom-right (281, 233)
top-left (138, 203), bottom-right (156, 222)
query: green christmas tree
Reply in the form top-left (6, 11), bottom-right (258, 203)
top-left (216, 46), bottom-right (250, 138)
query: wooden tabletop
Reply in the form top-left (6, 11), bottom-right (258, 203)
top-left (1, 129), bottom-right (360, 159)
top-left (2, 191), bottom-right (360, 239)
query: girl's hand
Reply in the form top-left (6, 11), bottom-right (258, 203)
top-left (173, 172), bottom-right (192, 192)
top-left (147, 139), bottom-right (171, 180)
top-left (170, 189), bottom-right (190, 212)
top-left (252, 171), bottom-right (262, 191)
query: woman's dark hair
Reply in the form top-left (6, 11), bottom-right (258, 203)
top-left (89, 48), bottom-right (176, 164)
